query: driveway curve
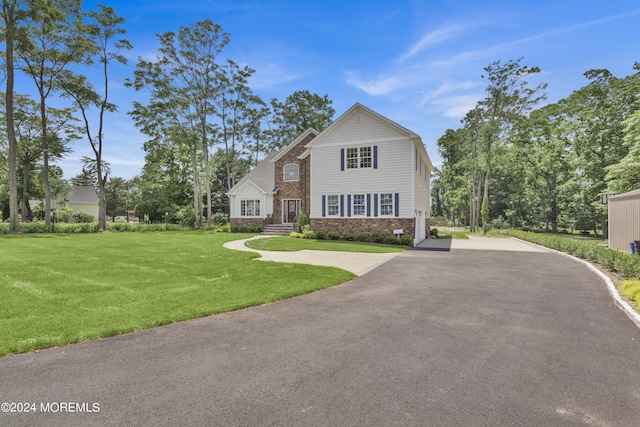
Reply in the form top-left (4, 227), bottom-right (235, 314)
top-left (223, 235), bottom-right (401, 276)
top-left (2, 238), bottom-right (640, 426)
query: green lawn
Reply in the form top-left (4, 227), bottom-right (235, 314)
top-left (0, 232), bottom-right (355, 357)
top-left (245, 237), bottom-right (406, 253)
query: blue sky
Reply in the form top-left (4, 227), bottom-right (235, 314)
top-left (33, 0), bottom-right (640, 180)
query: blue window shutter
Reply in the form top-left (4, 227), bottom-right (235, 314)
top-left (340, 195), bottom-right (344, 217)
top-left (366, 194), bottom-right (371, 217)
top-left (340, 148), bottom-right (344, 171)
top-left (347, 195), bottom-right (351, 217)
top-left (373, 145), bottom-right (378, 169)
top-left (374, 194), bottom-right (378, 217)
top-left (322, 195), bottom-right (326, 217)
top-left (394, 193), bottom-right (399, 217)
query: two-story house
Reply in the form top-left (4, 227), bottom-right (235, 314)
top-left (227, 103), bottom-right (433, 245)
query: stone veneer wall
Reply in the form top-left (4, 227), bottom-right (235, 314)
top-left (310, 218), bottom-right (415, 239)
top-left (230, 218), bottom-right (263, 228)
top-left (273, 132), bottom-right (315, 223)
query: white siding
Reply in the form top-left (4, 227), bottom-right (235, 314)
top-left (229, 182), bottom-right (271, 218)
top-left (313, 109), bottom-right (409, 147)
top-left (413, 143), bottom-right (431, 216)
top-left (68, 202), bottom-right (99, 219)
top-left (310, 137), bottom-right (414, 218)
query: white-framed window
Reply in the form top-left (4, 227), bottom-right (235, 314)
top-left (240, 199), bottom-right (260, 217)
top-left (283, 163), bottom-right (299, 182)
top-left (359, 146), bottom-right (372, 168)
top-left (380, 193), bottom-right (393, 216)
top-left (346, 146), bottom-right (372, 169)
top-left (327, 195), bottom-right (339, 216)
top-left (353, 194), bottom-right (366, 216)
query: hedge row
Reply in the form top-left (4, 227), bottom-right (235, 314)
top-left (502, 230), bottom-right (640, 280)
top-left (0, 222), bottom-right (195, 234)
top-left (230, 225), bottom-right (263, 233)
top-left (290, 230), bottom-right (413, 246)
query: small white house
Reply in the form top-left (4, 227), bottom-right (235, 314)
top-left (55, 186), bottom-right (99, 219)
top-left (228, 103), bottom-right (433, 245)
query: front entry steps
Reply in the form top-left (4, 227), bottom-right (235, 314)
top-left (262, 223), bottom-right (294, 236)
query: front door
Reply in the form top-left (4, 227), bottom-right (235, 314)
top-left (284, 200), bottom-right (299, 223)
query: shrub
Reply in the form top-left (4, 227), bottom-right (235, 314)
top-left (237, 225), bottom-right (248, 233)
top-left (385, 235), bottom-right (399, 245)
top-left (58, 207), bottom-right (75, 223)
top-left (248, 225), bottom-right (263, 233)
top-left (73, 210), bottom-right (95, 223)
top-left (370, 231), bottom-right (384, 243)
top-left (300, 224), bottom-right (311, 233)
top-left (343, 232), bottom-right (356, 241)
top-left (314, 230), bottom-right (326, 240)
top-left (429, 228), bottom-right (439, 237)
top-left (290, 231), bottom-right (303, 238)
top-left (301, 230), bottom-right (315, 239)
top-left (173, 205), bottom-right (195, 227)
top-left (21, 222), bottom-right (49, 233)
top-left (297, 211), bottom-right (310, 232)
top-left (503, 229), bottom-right (640, 280)
top-left (355, 232), bottom-right (369, 242)
top-left (328, 231), bottom-right (340, 240)
top-left (230, 225), bottom-right (239, 233)
top-left (54, 222), bottom-right (101, 233)
top-left (400, 235), bottom-right (413, 247)
top-left (211, 212), bottom-right (229, 226)
top-left (621, 280), bottom-right (640, 304)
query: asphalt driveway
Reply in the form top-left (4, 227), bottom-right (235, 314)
top-left (2, 240), bottom-right (640, 426)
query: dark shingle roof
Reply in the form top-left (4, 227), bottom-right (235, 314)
top-left (68, 186), bottom-right (99, 203)
top-left (227, 151), bottom-right (277, 194)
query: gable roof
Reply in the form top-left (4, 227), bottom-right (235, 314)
top-left (227, 151), bottom-right (278, 195)
top-left (270, 128), bottom-right (319, 162)
top-left (303, 102), bottom-right (433, 170)
top-left (68, 186), bottom-right (98, 204)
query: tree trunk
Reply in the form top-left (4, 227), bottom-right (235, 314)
top-left (21, 163), bottom-right (32, 221)
top-left (40, 100), bottom-right (52, 226)
top-left (4, 0), bottom-right (20, 233)
top-left (191, 142), bottom-right (201, 229)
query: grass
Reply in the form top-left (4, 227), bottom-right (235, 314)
top-left (244, 237), bottom-right (405, 253)
top-left (0, 232), bottom-right (355, 357)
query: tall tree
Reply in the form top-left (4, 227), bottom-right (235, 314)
top-left (18, 0), bottom-right (83, 226)
top-left (215, 59), bottom-right (260, 192)
top-left (476, 58), bottom-right (546, 233)
top-left (60, 4), bottom-right (131, 231)
top-left (128, 19), bottom-right (229, 229)
top-left (563, 65), bottom-right (640, 236)
top-left (606, 107), bottom-right (640, 193)
top-left (1, 0), bottom-right (29, 232)
top-left (267, 90), bottom-right (335, 150)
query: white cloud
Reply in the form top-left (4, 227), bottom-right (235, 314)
top-left (421, 81), bottom-right (480, 102)
top-left (250, 62), bottom-right (306, 90)
top-left (398, 23), bottom-right (467, 61)
top-left (431, 94), bottom-right (483, 119)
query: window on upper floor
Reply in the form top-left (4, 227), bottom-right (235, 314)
top-left (283, 163), bottom-right (299, 182)
top-left (346, 146), bottom-right (372, 169)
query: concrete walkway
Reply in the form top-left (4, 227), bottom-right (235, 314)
top-left (223, 235), bottom-right (401, 276)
